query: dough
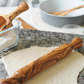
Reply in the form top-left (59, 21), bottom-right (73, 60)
top-left (2, 46), bottom-right (84, 84)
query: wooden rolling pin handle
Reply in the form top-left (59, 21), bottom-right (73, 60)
top-left (0, 37), bottom-right (83, 84)
top-left (69, 37), bottom-right (83, 49)
top-left (6, 2), bottom-right (29, 21)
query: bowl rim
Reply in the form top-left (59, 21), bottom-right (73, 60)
top-left (0, 19), bottom-right (21, 34)
top-left (38, 0), bottom-right (84, 18)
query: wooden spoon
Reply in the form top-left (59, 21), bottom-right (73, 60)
top-left (0, 2), bottom-right (29, 32)
top-left (0, 37), bottom-right (83, 84)
top-left (50, 5), bottom-right (84, 16)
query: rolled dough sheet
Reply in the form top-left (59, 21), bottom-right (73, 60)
top-left (2, 46), bottom-right (84, 84)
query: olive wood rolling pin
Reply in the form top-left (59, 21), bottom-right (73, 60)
top-left (17, 17), bottom-right (37, 30)
top-left (0, 2), bottom-right (29, 32)
top-left (0, 37), bottom-right (83, 84)
top-left (50, 5), bottom-right (84, 16)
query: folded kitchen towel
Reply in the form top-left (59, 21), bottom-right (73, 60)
top-left (0, 0), bottom-right (29, 6)
top-left (0, 0), bottom-right (20, 6)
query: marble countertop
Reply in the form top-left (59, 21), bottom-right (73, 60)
top-left (0, 29), bottom-right (84, 84)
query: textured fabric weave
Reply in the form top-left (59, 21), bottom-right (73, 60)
top-left (0, 0), bottom-right (28, 6)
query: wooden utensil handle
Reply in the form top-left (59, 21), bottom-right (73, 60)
top-left (50, 10), bottom-right (67, 15)
top-left (58, 9), bottom-right (76, 16)
top-left (17, 17), bottom-right (37, 30)
top-left (50, 5), bottom-right (84, 15)
top-left (58, 7), bottom-right (81, 16)
top-left (6, 2), bottom-right (29, 21)
top-left (0, 37), bottom-right (83, 84)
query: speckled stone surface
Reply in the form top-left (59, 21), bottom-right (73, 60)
top-left (0, 29), bottom-right (84, 84)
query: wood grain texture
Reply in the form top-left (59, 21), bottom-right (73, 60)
top-left (17, 17), bottom-right (37, 30)
top-left (0, 2), bottom-right (29, 32)
top-left (50, 5), bottom-right (84, 16)
top-left (0, 37), bottom-right (83, 84)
